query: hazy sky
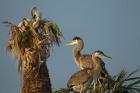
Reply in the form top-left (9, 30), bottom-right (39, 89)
top-left (0, 0), bottom-right (140, 93)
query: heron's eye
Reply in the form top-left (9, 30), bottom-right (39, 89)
top-left (94, 52), bottom-right (100, 57)
top-left (74, 40), bottom-right (78, 44)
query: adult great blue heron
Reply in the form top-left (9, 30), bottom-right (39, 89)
top-left (66, 36), bottom-right (112, 73)
top-left (67, 50), bottom-right (112, 93)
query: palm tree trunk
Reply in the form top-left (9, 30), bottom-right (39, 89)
top-left (21, 47), bottom-right (52, 93)
top-left (21, 48), bottom-right (52, 93)
top-left (21, 63), bottom-right (52, 93)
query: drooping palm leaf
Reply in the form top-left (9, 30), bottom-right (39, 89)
top-left (116, 69), bottom-right (127, 82)
top-left (127, 87), bottom-right (140, 93)
top-left (124, 77), bottom-right (140, 81)
top-left (3, 21), bottom-right (24, 74)
top-left (126, 80), bottom-right (140, 88)
top-left (40, 20), bottom-right (63, 46)
top-left (125, 69), bottom-right (140, 80)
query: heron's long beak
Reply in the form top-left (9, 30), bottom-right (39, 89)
top-left (66, 40), bottom-right (75, 46)
top-left (101, 54), bottom-right (112, 61)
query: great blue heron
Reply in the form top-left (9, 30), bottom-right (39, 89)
top-left (66, 36), bottom-right (111, 74)
top-left (67, 50), bottom-right (112, 93)
top-left (67, 68), bottom-right (93, 93)
top-left (30, 6), bottom-right (42, 28)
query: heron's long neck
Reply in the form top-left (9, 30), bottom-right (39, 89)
top-left (91, 56), bottom-right (102, 78)
top-left (73, 41), bottom-right (84, 65)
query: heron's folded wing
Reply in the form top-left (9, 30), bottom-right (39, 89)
top-left (79, 55), bottom-right (93, 69)
top-left (67, 69), bottom-right (91, 87)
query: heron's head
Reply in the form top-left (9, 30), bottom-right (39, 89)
top-left (31, 6), bottom-right (42, 19)
top-left (66, 36), bottom-right (83, 46)
top-left (93, 50), bottom-right (112, 61)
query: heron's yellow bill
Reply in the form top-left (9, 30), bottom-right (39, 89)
top-left (101, 54), bottom-right (112, 61)
top-left (66, 40), bottom-right (76, 46)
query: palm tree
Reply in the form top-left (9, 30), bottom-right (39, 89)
top-left (3, 7), bottom-right (63, 93)
top-left (53, 69), bottom-right (140, 93)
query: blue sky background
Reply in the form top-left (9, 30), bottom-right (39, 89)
top-left (0, 0), bottom-right (140, 93)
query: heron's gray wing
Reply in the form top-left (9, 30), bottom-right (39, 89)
top-left (67, 69), bottom-right (91, 87)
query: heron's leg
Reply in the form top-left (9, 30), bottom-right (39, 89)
top-left (80, 90), bottom-right (82, 93)
top-left (98, 78), bottom-right (102, 87)
top-left (98, 78), bottom-right (104, 93)
top-left (91, 80), bottom-right (95, 85)
top-left (90, 80), bottom-right (96, 91)
top-left (86, 89), bottom-right (90, 93)
top-left (93, 81), bottom-right (96, 91)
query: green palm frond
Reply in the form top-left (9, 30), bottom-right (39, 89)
top-left (40, 20), bottom-right (63, 46)
top-left (127, 87), bottom-right (140, 93)
top-left (126, 80), bottom-right (140, 88)
top-left (116, 69), bottom-right (127, 82)
top-left (123, 69), bottom-right (140, 93)
top-left (124, 77), bottom-right (140, 81)
top-left (48, 21), bottom-right (63, 46)
top-left (125, 69), bottom-right (140, 80)
top-left (111, 69), bottom-right (140, 93)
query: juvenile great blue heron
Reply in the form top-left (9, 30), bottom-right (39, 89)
top-left (67, 50), bottom-right (112, 93)
top-left (66, 36), bottom-right (111, 73)
top-left (67, 68), bottom-right (93, 93)
top-left (30, 6), bottom-right (42, 28)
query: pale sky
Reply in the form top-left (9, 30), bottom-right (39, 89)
top-left (0, 0), bottom-right (140, 93)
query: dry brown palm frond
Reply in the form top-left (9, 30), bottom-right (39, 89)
top-left (3, 21), bottom-right (25, 74)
